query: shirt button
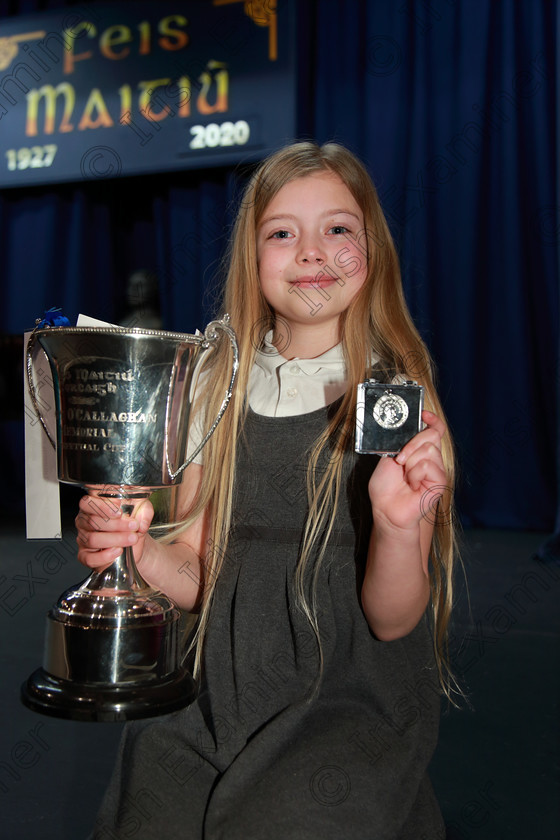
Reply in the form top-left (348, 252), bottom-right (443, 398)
top-left (286, 388), bottom-right (298, 398)
top-left (289, 364), bottom-right (300, 375)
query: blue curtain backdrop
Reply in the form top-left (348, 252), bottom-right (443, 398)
top-left (1, 0), bottom-right (558, 533)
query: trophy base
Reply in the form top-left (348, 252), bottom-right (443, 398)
top-left (21, 667), bottom-right (196, 722)
top-left (21, 577), bottom-right (197, 722)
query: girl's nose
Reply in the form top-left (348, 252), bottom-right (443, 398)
top-left (296, 237), bottom-right (325, 264)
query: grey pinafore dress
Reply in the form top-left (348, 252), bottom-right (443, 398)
top-left (91, 404), bottom-right (445, 839)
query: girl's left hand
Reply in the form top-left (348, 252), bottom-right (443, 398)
top-left (368, 410), bottom-right (447, 533)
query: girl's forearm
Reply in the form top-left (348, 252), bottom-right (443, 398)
top-left (361, 520), bottom-right (430, 641)
top-left (137, 535), bottom-right (204, 611)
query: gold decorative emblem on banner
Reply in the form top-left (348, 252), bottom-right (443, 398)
top-left (0, 31), bottom-right (46, 71)
top-left (213, 0), bottom-right (277, 60)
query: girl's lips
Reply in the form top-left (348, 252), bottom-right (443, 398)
top-left (289, 275), bottom-right (340, 288)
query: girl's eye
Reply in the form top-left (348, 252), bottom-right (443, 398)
top-left (328, 225), bottom-right (349, 235)
top-left (270, 230), bottom-right (293, 239)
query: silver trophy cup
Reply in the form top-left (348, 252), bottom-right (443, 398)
top-left (22, 317), bottom-right (238, 721)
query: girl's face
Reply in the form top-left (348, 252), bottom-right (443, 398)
top-left (256, 171), bottom-right (368, 350)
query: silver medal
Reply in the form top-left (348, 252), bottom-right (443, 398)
top-left (372, 392), bottom-right (409, 429)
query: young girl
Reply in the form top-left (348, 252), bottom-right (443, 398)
top-left (77, 142), bottom-right (456, 839)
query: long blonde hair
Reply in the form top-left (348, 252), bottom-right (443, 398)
top-left (165, 141), bottom-right (458, 698)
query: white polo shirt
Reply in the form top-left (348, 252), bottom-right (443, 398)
top-left (248, 332), bottom-right (349, 417)
top-left (188, 333), bottom-right (356, 464)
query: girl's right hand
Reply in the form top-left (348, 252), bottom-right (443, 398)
top-left (75, 496), bottom-right (154, 572)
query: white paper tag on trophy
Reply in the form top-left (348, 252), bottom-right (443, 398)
top-left (76, 314), bottom-right (116, 327)
top-left (23, 330), bottom-right (61, 540)
top-left (76, 314), bottom-right (203, 337)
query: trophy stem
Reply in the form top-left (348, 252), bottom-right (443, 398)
top-left (81, 495), bottom-right (152, 597)
top-left (83, 544), bottom-right (146, 595)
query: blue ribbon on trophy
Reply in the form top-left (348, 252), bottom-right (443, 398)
top-left (35, 307), bottom-right (71, 329)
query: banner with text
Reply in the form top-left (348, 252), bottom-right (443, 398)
top-left (0, 0), bottom-right (296, 187)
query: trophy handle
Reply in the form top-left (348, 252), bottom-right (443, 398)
top-left (167, 314), bottom-right (239, 480)
top-left (26, 328), bottom-right (56, 451)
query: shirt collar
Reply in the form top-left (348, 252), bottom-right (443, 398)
top-left (255, 331), bottom-right (346, 377)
